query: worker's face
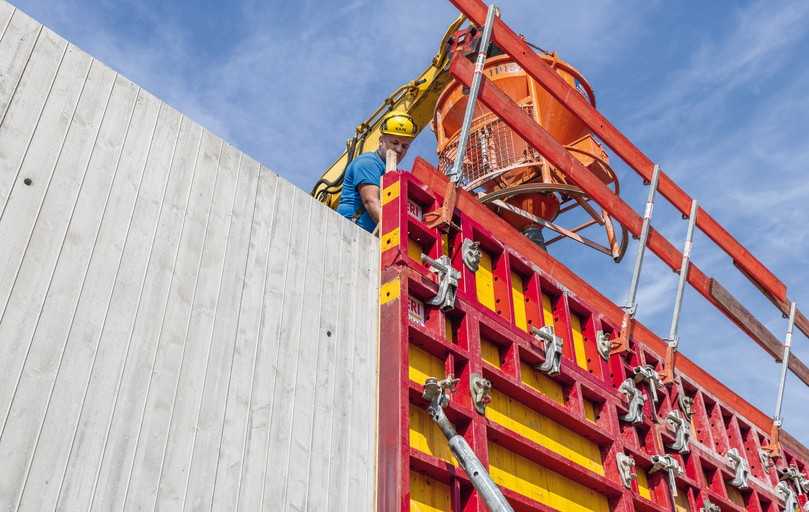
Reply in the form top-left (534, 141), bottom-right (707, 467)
top-left (379, 134), bottom-right (412, 164)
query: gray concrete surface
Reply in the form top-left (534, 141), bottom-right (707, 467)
top-left (0, 2), bottom-right (379, 510)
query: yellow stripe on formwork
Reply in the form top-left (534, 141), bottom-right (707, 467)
top-left (486, 389), bottom-right (604, 475)
top-left (381, 180), bottom-right (400, 206)
top-left (410, 471), bottom-right (452, 512)
top-left (441, 233), bottom-right (449, 257)
top-left (583, 400), bottom-right (597, 423)
top-left (727, 486), bottom-right (744, 507)
top-left (409, 344), bottom-right (444, 386)
top-left (476, 250), bottom-right (496, 311)
top-left (571, 314), bottom-right (589, 371)
top-left (445, 317), bottom-right (454, 343)
top-left (408, 237), bottom-right (422, 262)
top-left (409, 408), bottom-right (456, 465)
top-left (541, 294), bottom-right (555, 328)
top-left (636, 467), bottom-right (652, 500)
top-left (481, 338), bottom-right (501, 368)
top-left (380, 227), bottom-right (400, 253)
top-left (520, 362), bottom-right (565, 404)
top-left (674, 488), bottom-right (690, 512)
top-left (488, 442), bottom-right (609, 512)
top-left (380, 278), bottom-right (400, 305)
top-left (511, 272), bottom-right (528, 332)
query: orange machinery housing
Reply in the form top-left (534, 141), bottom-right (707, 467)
top-left (435, 53), bottom-right (612, 223)
top-left (432, 41), bottom-right (624, 260)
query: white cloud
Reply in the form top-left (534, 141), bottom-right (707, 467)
top-left (628, 0), bottom-right (809, 137)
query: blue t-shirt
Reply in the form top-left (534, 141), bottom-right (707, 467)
top-left (336, 152), bottom-right (385, 232)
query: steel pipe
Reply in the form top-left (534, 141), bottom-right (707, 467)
top-left (624, 164), bottom-right (661, 314)
top-left (666, 199), bottom-right (698, 349)
top-left (447, 3), bottom-right (496, 183)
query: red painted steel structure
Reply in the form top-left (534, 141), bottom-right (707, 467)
top-left (444, 0), bottom-right (809, 368)
top-left (447, 0), bottom-right (803, 328)
top-left (446, 54), bottom-right (809, 390)
top-left (378, 169), bottom-right (809, 511)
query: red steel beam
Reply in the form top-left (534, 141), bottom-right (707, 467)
top-left (448, 0), bottom-right (788, 307)
top-left (448, 54), bottom-right (809, 389)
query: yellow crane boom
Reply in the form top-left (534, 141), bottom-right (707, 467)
top-left (311, 15), bottom-right (465, 209)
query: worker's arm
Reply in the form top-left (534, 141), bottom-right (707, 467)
top-left (358, 184), bottom-right (381, 225)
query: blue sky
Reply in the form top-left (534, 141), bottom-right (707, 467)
top-left (16, 0), bottom-right (809, 444)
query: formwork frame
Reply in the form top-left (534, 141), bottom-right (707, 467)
top-left (374, 4), bottom-right (809, 509)
top-left (377, 170), bottom-right (809, 512)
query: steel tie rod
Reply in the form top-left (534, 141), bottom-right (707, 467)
top-left (661, 199), bottom-right (698, 383)
top-left (773, 301), bottom-right (797, 428)
top-left (610, 163), bottom-right (661, 354)
top-left (666, 199), bottom-right (698, 351)
top-left (624, 164), bottom-right (661, 316)
top-left (447, 3), bottom-right (497, 184)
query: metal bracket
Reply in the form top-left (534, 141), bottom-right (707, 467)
top-left (616, 452), bottom-right (636, 489)
top-left (421, 371), bottom-right (516, 512)
top-left (777, 481), bottom-right (800, 512)
top-left (595, 330), bottom-right (611, 361)
top-left (666, 410), bottom-right (691, 454)
top-left (470, 373), bottom-right (492, 415)
top-left (678, 394), bottom-right (694, 422)
top-left (618, 378), bottom-right (646, 424)
top-left (423, 375), bottom-right (459, 412)
top-left (421, 254), bottom-right (462, 312)
top-left (758, 447), bottom-right (774, 471)
top-left (632, 364), bottom-right (662, 405)
top-left (531, 325), bottom-right (563, 376)
top-left (780, 465), bottom-right (809, 496)
top-left (650, 454), bottom-right (683, 498)
top-left (461, 238), bottom-right (481, 272)
top-left (699, 497), bottom-right (721, 512)
top-left (726, 448), bottom-right (751, 490)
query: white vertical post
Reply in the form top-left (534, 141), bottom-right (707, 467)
top-left (385, 149), bottom-right (397, 174)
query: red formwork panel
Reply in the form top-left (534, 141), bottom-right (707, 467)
top-left (377, 169), bottom-right (809, 512)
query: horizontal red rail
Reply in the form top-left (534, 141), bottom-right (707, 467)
top-left (448, 55), bottom-right (809, 389)
top-left (448, 0), bottom-right (804, 331)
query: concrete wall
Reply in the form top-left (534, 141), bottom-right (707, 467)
top-left (0, 2), bottom-right (379, 510)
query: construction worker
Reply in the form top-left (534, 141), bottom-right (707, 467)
top-left (336, 111), bottom-right (417, 233)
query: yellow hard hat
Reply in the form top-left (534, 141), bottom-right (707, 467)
top-left (380, 111), bottom-right (418, 139)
